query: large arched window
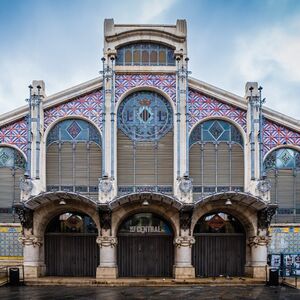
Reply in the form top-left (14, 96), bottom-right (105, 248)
top-left (117, 91), bottom-right (173, 194)
top-left (116, 43), bottom-right (175, 66)
top-left (189, 120), bottom-right (244, 198)
top-left (46, 119), bottom-right (102, 200)
top-left (264, 148), bottom-right (300, 223)
top-left (0, 146), bottom-right (26, 222)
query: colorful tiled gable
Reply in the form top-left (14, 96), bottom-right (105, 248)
top-left (188, 89), bottom-right (247, 131)
top-left (44, 89), bottom-right (103, 130)
top-left (263, 119), bottom-right (300, 154)
top-left (115, 74), bottom-right (176, 103)
top-left (0, 118), bottom-right (28, 153)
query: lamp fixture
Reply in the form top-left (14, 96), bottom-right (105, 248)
top-left (225, 199), bottom-right (232, 206)
top-left (142, 199), bottom-right (149, 206)
top-left (59, 200), bottom-right (66, 205)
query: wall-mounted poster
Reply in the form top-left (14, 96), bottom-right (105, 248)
top-left (270, 254), bottom-right (281, 269)
top-left (282, 254), bottom-right (300, 276)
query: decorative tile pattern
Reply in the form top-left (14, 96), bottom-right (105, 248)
top-left (268, 227), bottom-right (300, 254)
top-left (0, 119), bottom-right (28, 153)
top-left (263, 119), bottom-right (300, 154)
top-left (44, 89), bottom-right (103, 130)
top-left (0, 226), bottom-right (23, 258)
top-left (188, 89), bottom-right (247, 131)
top-left (115, 74), bottom-right (176, 103)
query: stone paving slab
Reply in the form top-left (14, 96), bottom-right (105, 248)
top-left (1, 285), bottom-right (300, 300)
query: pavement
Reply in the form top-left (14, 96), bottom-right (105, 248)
top-left (1, 285), bottom-right (300, 299)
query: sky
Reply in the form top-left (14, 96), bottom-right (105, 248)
top-left (0, 0), bottom-right (299, 120)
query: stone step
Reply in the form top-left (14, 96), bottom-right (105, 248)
top-left (25, 277), bottom-right (265, 287)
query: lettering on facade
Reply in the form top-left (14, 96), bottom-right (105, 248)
top-left (129, 226), bottom-right (163, 233)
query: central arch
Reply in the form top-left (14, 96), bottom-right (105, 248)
top-left (117, 212), bottom-right (174, 277)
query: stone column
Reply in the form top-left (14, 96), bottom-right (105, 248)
top-left (20, 234), bottom-right (44, 278)
top-left (247, 235), bottom-right (270, 278)
top-left (173, 236), bottom-right (195, 279)
top-left (96, 236), bottom-right (118, 279)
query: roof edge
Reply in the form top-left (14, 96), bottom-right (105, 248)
top-left (0, 77), bottom-right (103, 128)
top-left (189, 77), bottom-right (300, 133)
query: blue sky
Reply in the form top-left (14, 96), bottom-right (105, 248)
top-left (0, 0), bottom-right (299, 119)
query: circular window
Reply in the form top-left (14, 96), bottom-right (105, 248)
top-left (118, 91), bottom-right (173, 141)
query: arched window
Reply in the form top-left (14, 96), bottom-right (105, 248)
top-left (117, 91), bottom-right (173, 194)
top-left (264, 148), bottom-right (300, 223)
top-left (189, 120), bottom-right (244, 198)
top-left (116, 43), bottom-right (175, 66)
top-left (46, 119), bottom-right (102, 200)
top-left (0, 146), bottom-right (26, 222)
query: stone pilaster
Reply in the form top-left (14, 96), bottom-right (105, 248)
top-left (246, 235), bottom-right (270, 278)
top-left (96, 236), bottom-right (118, 279)
top-left (19, 234), bottom-right (45, 278)
top-left (173, 235), bottom-right (195, 279)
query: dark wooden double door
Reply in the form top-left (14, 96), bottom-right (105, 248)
top-left (45, 234), bottom-right (98, 276)
top-left (118, 235), bottom-right (173, 277)
top-left (193, 233), bottom-right (245, 277)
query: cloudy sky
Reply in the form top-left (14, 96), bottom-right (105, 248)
top-left (0, 0), bottom-right (299, 119)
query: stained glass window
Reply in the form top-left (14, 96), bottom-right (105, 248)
top-left (118, 91), bottom-right (173, 142)
top-left (189, 120), bottom-right (243, 147)
top-left (0, 146), bottom-right (25, 169)
top-left (116, 43), bottom-right (175, 66)
top-left (47, 119), bottom-right (101, 146)
top-left (264, 148), bottom-right (300, 171)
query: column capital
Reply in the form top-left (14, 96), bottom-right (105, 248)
top-left (19, 234), bottom-right (43, 247)
top-left (96, 236), bottom-right (117, 248)
top-left (174, 236), bottom-right (195, 248)
top-left (248, 235), bottom-right (271, 248)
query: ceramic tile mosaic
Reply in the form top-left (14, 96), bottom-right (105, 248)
top-left (0, 226), bottom-right (23, 258)
top-left (115, 74), bottom-right (176, 103)
top-left (188, 89), bottom-right (247, 131)
top-left (263, 119), bottom-right (300, 155)
top-left (44, 89), bottom-right (103, 131)
top-left (268, 227), bottom-right (300, 254)
top-left (0, 118), bottom-right (28, 153)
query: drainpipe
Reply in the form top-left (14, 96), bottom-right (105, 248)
top-left (101, 57), bottom-right (106, 177)
top-left (25, 85), bottom-right (33, 178)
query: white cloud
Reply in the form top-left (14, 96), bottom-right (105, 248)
top-left (137, 0), bottom-right (177, 23)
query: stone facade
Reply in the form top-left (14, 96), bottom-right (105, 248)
top-left (0, 18), bottom-right (299, 280)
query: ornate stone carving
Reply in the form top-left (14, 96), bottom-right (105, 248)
top-left (20, 177), bottom-right (33, 194)
top-left (14, 205), bottom-right (33, 231)
top-left (98, 205), bottom-right (112, 230)
top-left (19, 235), bottom-right (43, 247)
top-left (257, 179), bottom-right (271, 193)
top-left (248, 235), bottom-right (271, 248)
top-left (257, 205), bottom-right (277, 230)
top-left (179, 205), bottom-right (193, 231)
top-left (174, 236), bottom-right (195, 248)
top-left (98, 176), bottom-right (113, 194)
top-left (96, 236), bottom-right (118, 248)
top-left (179, 176), bottom-right (193, 194)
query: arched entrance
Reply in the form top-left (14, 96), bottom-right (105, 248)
top-left (45, 212), bottom-right (99, 276)
top-left (117, 212), bottom-right (174, 277)
top-left (193, 212), bottom-right (246, 277)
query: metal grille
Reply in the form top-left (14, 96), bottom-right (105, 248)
top-left (0, 146), bottom-right (25, 222)
top-left (265, 148), bottom-right (300, 223)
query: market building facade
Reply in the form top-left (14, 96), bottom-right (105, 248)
top-left (0, 19), bottom-right (299, 279)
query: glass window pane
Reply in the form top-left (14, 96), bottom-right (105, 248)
top-left (150, 50), bottom-right (158, 65)
top-left (159, 50), bottom-right (166, 65)
top-left (142, 50), bottom-right (149, 65)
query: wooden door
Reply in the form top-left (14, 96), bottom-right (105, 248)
top-left (45, 233), bottom-right (98, 277)
top-left (118, 235), bottom-right (173, 277)
top-left (193, 233), bottom-right (245, 277)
